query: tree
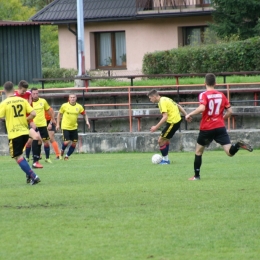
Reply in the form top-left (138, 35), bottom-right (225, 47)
top-left (0, 0), bottom-right (35, 20)
top-left (210, 0), bottom-right (260, 40)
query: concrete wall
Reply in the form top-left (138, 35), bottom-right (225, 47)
top-left (0, 130), bottom-right (259, 155)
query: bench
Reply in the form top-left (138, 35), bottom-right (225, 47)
top-left (88, 114), bottom-right (187, 132)
top-left (230, 112), bottom-right (260, 129)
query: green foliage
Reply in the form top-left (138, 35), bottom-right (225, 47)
top-left (22, 0), bottom-right (53, 10)
top-left (0, 152), bottom-right (260, 259)
top-left (0, 0), bottom-right (35, 20)
top-left (42, 67), bottom-right (77, 79)
top-left (41, 26), bottom-right (59, 68)
top-left (143, 37), bottom-right (260, 74)
top-left (210, 0), bottom-right (260, 40)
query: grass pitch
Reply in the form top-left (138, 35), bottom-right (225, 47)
top-left (0, 151), bottom-right (259, 260)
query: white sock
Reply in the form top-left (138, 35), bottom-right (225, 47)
top-left (163, 155), bottom-right (168, 161)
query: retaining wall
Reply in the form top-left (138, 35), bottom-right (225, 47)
top-left (0, 130), bottom-right (259, 156)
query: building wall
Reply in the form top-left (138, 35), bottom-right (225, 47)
top-left (0, 25), bottom-right (42, 85)
top-left (58, 15), bottom-right (212, 74)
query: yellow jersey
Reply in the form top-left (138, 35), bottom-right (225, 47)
top-left (59, 102), bottom-right (85, 130)
top-left (158, 96), bottom-right (181, 124)
top-left (0, 96), bottom-right (34, 139)
top-left (32, 98), bottom-right (50, 127)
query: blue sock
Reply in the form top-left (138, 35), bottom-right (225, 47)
top-left (67, 144), bottom-right (76, 156)
top-left (62, 143), bottom-right (68, 152)
top-left (25, 145), bottom-right (31, 159)
top-left (17, 158), bottom-right (36, 179)
top-left (44, 144), bottom-right (50, 159)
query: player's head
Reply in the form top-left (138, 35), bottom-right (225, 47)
top-left (3, 81), bottom-right (14, 94)
top-left (69, 93), bottom-right (77, 104)
top-left (205, 73), bottom-right (216, 87)
top-left (147, 89), bottom-right (160, 103)
top-left (31, 87), bottom-right (39, 101)
top-left (18, 80), bottom-right (29, 95)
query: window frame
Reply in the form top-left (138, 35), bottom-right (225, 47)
top-left (95, 31), bottom-right (127, 70)
top-left (183, 26), bottom-right (207, 46)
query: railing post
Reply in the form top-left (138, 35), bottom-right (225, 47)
top-left (82, 89), bottom-right (86, 133)
top-left (128, 87), bottom-right (132, 132)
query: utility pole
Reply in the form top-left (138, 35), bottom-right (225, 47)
top-left (77, 0), bottom-right (85, 76)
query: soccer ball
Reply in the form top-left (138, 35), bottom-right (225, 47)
top-left (152, 154), bottom-right (162, 164)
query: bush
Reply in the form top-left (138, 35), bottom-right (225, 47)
top-left (42, 68), bottom-right (78, 81)
top-left (142, 37), bottom-right (260, 74)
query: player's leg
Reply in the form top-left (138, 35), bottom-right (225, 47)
top-left (48, 128), bottom-right (61, 159)
top-left (64, 130), bottom-right (78, 160)
top-left (215, 127), bottom-right (253, 156)
top-left (159, 121), bottom-right (181, 164)
top-left (189, 130), bottom-right (212, 181)
top-left (25, 138), bottom-right (32, 161)
top-left (10, 135), bottom-right (40, 185)
top-left (60, 130), bottom-right (70, 158)
top-left (39, 127), bottom-right (52, 163)
top-left (30, 128), bottom-right (43, 168)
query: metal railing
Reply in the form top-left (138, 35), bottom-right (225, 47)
top-left (136, 0), bottom-right (212, 12)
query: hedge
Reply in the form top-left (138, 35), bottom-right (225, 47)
top-left (142, 37), bottom-right (260, 74)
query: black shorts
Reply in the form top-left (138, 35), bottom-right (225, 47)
top-left (37, 126), bottom-right (50, 141)
top-left (197, 127), bottom-right (231, 147)
top-left (62, 129), bottom-right (78, 142)
top-left (47, 120), bottom-right (56, 132)
top-left (9, 135), bottom-right (29, 158)
top-left (161, 120), bottom-right (181, 140)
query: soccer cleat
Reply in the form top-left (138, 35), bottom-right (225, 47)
top-left (45, 158), bottom-right (52, 163)
top-left (26, 176), bottom-right (31, 184)
top-left (32, 161), bottom-right (43, 169)
top-left (26, 157), bottom-right (30, 162)
top-left (237, 140), bottom-right (253, 152)
top-left (30, 175), bottom-right (41, 185)
top-left (188, 176), bottom-right (200, 181)
top-left (64, 156), bottom-right (69, 161)
top-left (56, 155), bottom-right (62, 160)
top-left (159, 160), bottom-right (170, 164)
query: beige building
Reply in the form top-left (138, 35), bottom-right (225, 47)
top-left (31, 0), bottom-right (213, 75)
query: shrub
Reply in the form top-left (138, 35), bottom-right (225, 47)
top-left (42, 68), bottom-right (78, 81)
top-left (142, 37), bottom-right (260, 74)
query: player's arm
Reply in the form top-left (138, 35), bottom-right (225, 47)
top-left (56, 112), bottom-right (62, 131)
top-left (185, 104), bottom-right (205, 120)
top-left (150, 112), bottom-right (167, 132)
top-left (82, 111), bottom-right (90, 129)
top-left (177, 104), bottom-right (192, 122)
top-left (27, 110), bottom-right (36, 122)
top-left (223, 106), bottom-right (232, 120)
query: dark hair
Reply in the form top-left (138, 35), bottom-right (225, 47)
top-left (3, 81), bottom-right (14, 93)
top-left (30, 87), bottom-right (38, 92)
top-left (205, 73), bottom-right (216, 86)
top-left (18, 80), bottom-right (29, 89)
top-left (147, 89), bottom-right (159, 97)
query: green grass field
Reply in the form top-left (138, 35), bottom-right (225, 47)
top-left (0, 151), bottom-right (259, 260)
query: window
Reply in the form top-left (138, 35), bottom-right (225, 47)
top-left (183, 26), bottom-right (207, 46)
top-left (95, 31), bottom-right (126, 69)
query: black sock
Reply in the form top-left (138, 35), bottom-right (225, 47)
top-left (194, 154), bottom-right (202, 177)
top-left (229, 144), bottom-right (239, 156)
top-left (32, 140), bottom-right (41, 163)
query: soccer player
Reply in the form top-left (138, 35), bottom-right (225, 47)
top-left (148, 89), bottom-right (190, 164)
top-left (185, 73), bottom-right (253, 180)
top-left (56, 93), bottom-right (90, 160)
top-left (45, 108), bottom-right (61, 159)
top-left (0, 81), bottom-right (40, 185)
top-left (14, 80), bottom-right (43, 168)
top-left (31, 87), bottom-right (56, 163)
